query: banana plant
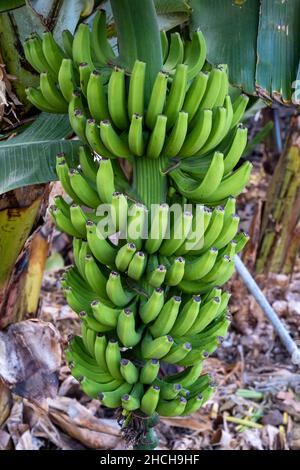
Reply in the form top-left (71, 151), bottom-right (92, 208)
top-left (23, 0), bottom-right (252, 447)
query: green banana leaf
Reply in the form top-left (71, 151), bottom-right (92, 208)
top-left (0, 113), bottom-right (80, 195)
top-left (189, 0), bottom-right (300, 105)
top-left (0, 0), bottom-right (25, 12)
top-left (154, 0), bottom-right (191, 30)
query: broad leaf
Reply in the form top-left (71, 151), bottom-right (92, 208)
top-left (189, 0), bottom-right (300, 104)
top-left (0, 113), bottom-right (80, 195)
top-left (0, 0), bottom-right (25, 12)
top-left (189, 0), bottom-right (259, 95)
top-left (155, 0), bottom-right (191, 30)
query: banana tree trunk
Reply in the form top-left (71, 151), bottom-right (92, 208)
top-left (0, 184), bottom-right (49, 425)
top-left (256, 115), bottom-right (300, 275)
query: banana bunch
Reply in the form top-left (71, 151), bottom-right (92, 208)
top-left (50, 144), bottom-right (249, 418)
top-left (36, 18), bottom-right (252, 421)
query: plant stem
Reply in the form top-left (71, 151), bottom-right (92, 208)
top-left (133, 156), bottom-right (168, 207)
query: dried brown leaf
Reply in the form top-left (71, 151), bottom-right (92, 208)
top-left (0, 319), bottom-right (61, 405)
top-left (161, 415), bottom-right (211, 432)
top-left (48, 397), bottom-right (121, 449)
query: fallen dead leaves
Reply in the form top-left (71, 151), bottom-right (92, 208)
top-left (0, 319), bottom-right (61, 405)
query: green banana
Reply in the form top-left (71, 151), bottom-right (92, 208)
top-left (27, 35), bottom-right (52, 75)
top-left (165, 362), bottom-right (203, 387)
top-left (146, 114), bottom-right (167, 159)
top-left (68, 89), bottom-right (85, 116)
top-left (115, 242), bottom-right (136, 272)
top-left (156, 396), bottom-right (187, 417)
top-left (96, 157), bottom-right (115, 204)
top-left (86, 70), bottom-right (109, 122)
top-left (86, 220), bottom-right (117, 266)
top-left (94, 333), bottom-right (108, 370)
top-left (84, 256), bottom-right (109, 299)
top-left (99, 382), bottom-right (133, 408)
top-left (181, 393), bottom-right (203, 415)
top-left (160, 31), bottom-right (169, 61)
top-left (164, 64), bottom-right (188, 129)
top-left (91, 9), bottom-right (115, 65)
top-left (69, 169), bottom-right (101, 208)
top-left (127, 202), bottom-right (148, 250)
top-left (70, 204), bottom-right (87, 238)
top-left (172, 152), bottom-right (224, 201)
top-left (182, 71), bottom-right (208, 122)
top-left (186, 297), bottom-right (221, 335)
top-left (163, 341), bottom-right (192, 364)
top-left (163, 32), bottom-right (184, 72)
top-left (105, 339), bottom-right (123, 380)
top-left (149, 295), bottom-right (181, 337)
top-left (54, 195), bottom-right (70, 217)
top-left (140, 385), bottom-right (160, 415)
top-left (127, 251), bottom-right (147, 280)
top-left (128, 113), bottom-right (145, 156)
top-left (160, 210), bottom-right (193, 256)
top-left (81, 377), bottom-right (123, 398)
top-left (85, 119), bottom-right (112, 157)
top-left (81, 311), bottom-right (113, 333)
top-left (235, 231), bottom-right (250, 253)
top-left (147, 263), bottom-right (167, 288)
top-left (117, 307), bottom-right (143, 347)
top-left (106, 271), bottom-right (135, 307)
top-left (155, 380), bottom-right (182, 400)
top-left (141, 333), bottom-right (174, 359)
top-left (184, 30), bottom-right (207, 81)
top-left (91, 300), bottom-right (120, 328)
top-left (204, 161), bottom-right (252, 203)
top-left (170, 295), bottom-right (202, 336)
top-left (199, 67), bottom-right (224, 110)
top-left (231, 94), bottom-right (249, 129)
top-left (79, 145), bottom-right (98, 183)
top-left (196, 206), bottom-right (225, 254)
top-left (128, 60), bottom-right (146, 118)
top-left (121, 383), bottom-right (144, 411)
top-left (79, 62), bottom-right (91, 97)
top-left (139, 287), bottom-right (164, 324)
top-left (140, 359), bottom-right (160, 385)
top-left (58, 58), bottom-right (77, 102)
top-left (100, 119), bottom-right (131, 158)
top-left (199, 106), bottom-right (227, 155)
top-left (120, 359), bottom-right (139, 384)
top-left (108, 67), bottom-right (129, 130)
top-left (163, 111), bottom-right (188, 158)
top-left (145, 203), bottom-right (169, 254)
top-left (50, 206), bottom-right (81, 238)
top-left (72, 23), bottom-right (94, 69)
top-left (40, 72), bottom-right (68, 113)
top-left (25, 87), bottom-right (57, 113)
top-left (183, 248), bottom-right (218, 281)
top-left (178, 108), bottom-right (212, 157)
top-left (42, 31), bottom-right (65, 78)
top-left (165, 256), bottom-right (185, 286)
top-left (146, 70), bottom-right (169, 129)
top-left (213, 214), bottom-right (239, 249)
top-left (223, 124), bottom-right (248, 174)
top-left (111, 192), bottom-right (128, 235)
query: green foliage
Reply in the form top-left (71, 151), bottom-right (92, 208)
top-left (189, 0), bottom-right (300, 104)
top-left (0, 113), bottom-right (80, 194)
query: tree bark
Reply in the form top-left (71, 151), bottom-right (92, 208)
top-left (256, 115), bottom-right (300, 275)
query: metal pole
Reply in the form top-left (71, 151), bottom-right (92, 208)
top-left (235, 255), bottom-right (300, 365)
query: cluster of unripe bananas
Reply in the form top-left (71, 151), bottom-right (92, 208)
top-left (25, 10), bottom-right (251, 418)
